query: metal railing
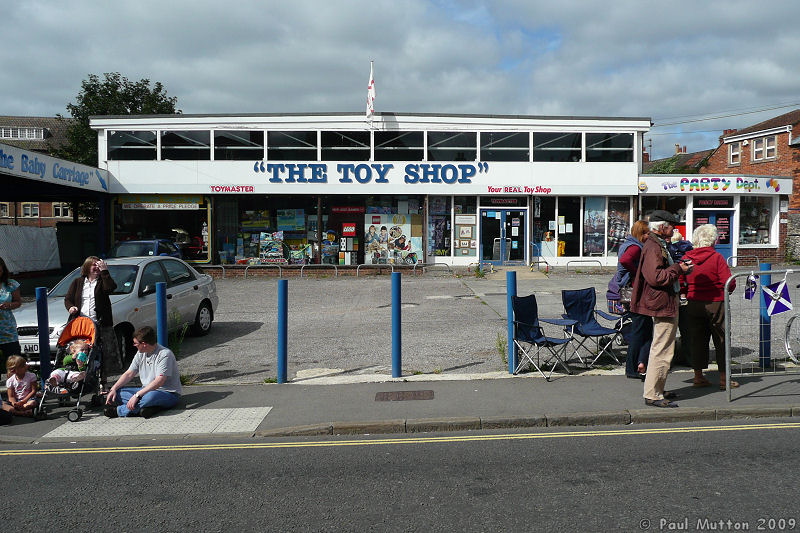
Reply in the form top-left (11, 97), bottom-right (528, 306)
top-left (300, 264), bottom-right (338, 277)
top-left (724, 268), bottom-right (800, 401)
top-left (243, 264), bottom-right (283, 278)
top-left (727, 255), bottom-right (759, 267)
top-left (413, 262), bottom-right (453, 275)
top-left (565, 259), bottom-right (603, 273)
top-left (356, 263), bottom-right (395, 276)
top-left (197, 265), bottom-right (226, 279)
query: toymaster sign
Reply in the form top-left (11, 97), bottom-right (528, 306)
top-left (0, 142), bottom-right (109, 193)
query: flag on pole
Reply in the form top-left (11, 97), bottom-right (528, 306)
top-left (762, 279), bottom-right (792, 316)
top-left (366, 61), bottom-right (376, 120)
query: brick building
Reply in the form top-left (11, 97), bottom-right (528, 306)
top-left (0, 115), bottom-right (78, 227)
top-left (699, 109), bottom-right (800, 261)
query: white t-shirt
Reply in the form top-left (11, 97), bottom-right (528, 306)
top-left (128, 344), bottom-right (182, 395)
top-left (6, 371), bottom-right (37, 402)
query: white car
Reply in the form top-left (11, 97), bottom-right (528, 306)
top-left (14, 256), bottom-right (218, 364)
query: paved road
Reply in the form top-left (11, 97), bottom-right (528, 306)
top-left (6, 419), bottom-right (799, 531)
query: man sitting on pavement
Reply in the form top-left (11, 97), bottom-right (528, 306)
top-left (104, 326), bottom-right (182, 418)
top-left (630, 210), bottom-right (693, 408)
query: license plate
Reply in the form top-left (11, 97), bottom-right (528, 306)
top-left (22, 343), bottom-right (39, 353)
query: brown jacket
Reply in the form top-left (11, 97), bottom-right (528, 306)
top-left (64, 270), bottom-right (117, 327)
top-left (629, 235), bottom-right (682, 318)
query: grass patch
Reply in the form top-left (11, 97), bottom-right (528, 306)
top-left (263, 377), bottom-right (278, 384)
top-left (496, 332), bottom-right (508, 365)
top-left (474, 265), bottom-right (485, 278)
top-left (180, 374), bottom-right (198, 386)
top-left (433, 367), bottom-right (442, 374)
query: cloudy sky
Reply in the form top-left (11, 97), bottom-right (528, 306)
top-left (2, 0), bottom-right (799, 159)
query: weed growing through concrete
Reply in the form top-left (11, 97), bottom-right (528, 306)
top-left (433, 368), bottom-right (442, 374)
top-left (263, 377), bottom-right (278, 383)
top-left (168, 309), bottom-right (190, 358)
top-left (180, 374), bottom-right (198, 385)
top-left (496, 332), bottom-right (508, 365)
top-left (474, 265), bottom-right (485, 278)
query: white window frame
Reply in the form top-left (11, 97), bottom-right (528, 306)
top-left (53, 202), bottom-right (70, 218)
top-left (0, 127), bottom-right (44, 140)
top-left (22, 203), bottom-right (39, 217)
top-left (752, 138), bottom-right (764, 161)
top-left (728, 142), bottom-right (740, 165)
top-left (765, 135), bottom-right (777, 159)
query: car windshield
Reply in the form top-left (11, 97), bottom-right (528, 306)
top-left (49, 265), bottom-right (140, 296)
top-left (110, 242), bottom-right (154, 257)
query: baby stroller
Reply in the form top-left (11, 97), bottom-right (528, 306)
top-left (34, 316), bottom-right (103, 422)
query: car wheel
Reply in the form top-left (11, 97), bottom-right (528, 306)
top-left (191, 301), bottom-right (213, 336)
top-left (115, 327), bottom-right (135, 367)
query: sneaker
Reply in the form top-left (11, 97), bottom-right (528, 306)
top-left (57, 387), bottom-right (69, 395)
top-left (140, 407), bottom-right (159, 419)
top-left (104, 405), bottom-right (118, 418)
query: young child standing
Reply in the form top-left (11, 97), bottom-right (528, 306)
top-left (3, 355), bottom-right (39, 417)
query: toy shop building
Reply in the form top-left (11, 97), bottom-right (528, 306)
top-left (90, 112), bottom-right (655, 267)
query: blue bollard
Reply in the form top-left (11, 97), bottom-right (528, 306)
top-left (277, 279), bottom-right (288, 384)
top-left (35, 287), bottom-right (51, 386)
top-left (507, 271), bottom-right (517, 374)
top-left (156, 282), bottom-right (168, 348)
top-left (392, 272), bottom-right (402, 378)
top-left (759, 262), bottom-right (771, 368)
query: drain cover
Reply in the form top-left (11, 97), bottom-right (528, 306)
top-left (375, 390), bottom-right (434, 401)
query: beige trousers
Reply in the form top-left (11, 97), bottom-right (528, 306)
top-left (643, 311), bottom-right (678, 401)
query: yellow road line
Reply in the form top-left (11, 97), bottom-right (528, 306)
top-left (3, 421), bottom-right (799, 456)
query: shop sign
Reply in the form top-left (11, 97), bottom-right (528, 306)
top-left (342, 223), bottom-right (356, 236)
top-left (209, 185), bottom-right (254, 192)
top-left (255, 162), bottom-right (484, 185)
top-left (0, 143), bottom-right (109, 192)
top-left (332, 206), bottom-right (365, 214)
top-left (122, 202), bottom-right (199, 210)
top-left (484, 197), bottom-right (521, 206)
top-left (695, 197), bottom-right (733, 208)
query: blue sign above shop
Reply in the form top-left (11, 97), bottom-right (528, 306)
top-left (0, 142), bottom-right (109, 193)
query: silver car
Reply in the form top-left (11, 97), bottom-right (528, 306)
top-left (14, 256), bottom-right (218, 364)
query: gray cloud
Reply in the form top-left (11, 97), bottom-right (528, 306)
top-left (2, 0), bottom-right (799, 158)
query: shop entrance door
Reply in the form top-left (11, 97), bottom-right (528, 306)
top-left (480, 209), bottom-right (526, 265)
top-left (693, 210), bottom-right (733, 261)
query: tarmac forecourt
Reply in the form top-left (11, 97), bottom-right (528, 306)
top-left (4, 266), bottom-right (799, 442)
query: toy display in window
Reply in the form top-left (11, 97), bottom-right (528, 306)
top-left (321, 230), bottom-right (339, 264)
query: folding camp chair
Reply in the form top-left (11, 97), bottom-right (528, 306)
top-left (561, 288), bottom-right (625, 367)
top-left (511, 294), bottom-right (576, 380)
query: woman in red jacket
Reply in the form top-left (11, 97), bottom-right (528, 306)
top-left (681, 224), bottom-right (737, 390)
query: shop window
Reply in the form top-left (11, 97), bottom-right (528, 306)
top-left (641, 196), bottom-right (687, 225)
top-left (0, 203), bottom-right (8, 217)
top-left (427, 132), bottom-right (477, 161)
top-left (532, 132), bottom-right (581, 162)
top-left (557, 197), bottom-right (581, 256)
top-left (160, 131), bottom-right (210, 160)
top-left (583, 197), bottom-right (606, 256)
top-left (374, 131), bottom-right (423, 161)
top-left (728, 142), bottom-right (740, 165)
top-left (22, 203), bottom-right (38, 217)
top-left (532, 197), bottom-right (556, 257)
top-left (267, 131), bottom-right (317, 160)
top-left (214, 131), bottom-right (264, 161)
top-left (53, 202), bottom-right (70, 218)
top-left (428, 196), bottom-right (451, 257)
top-left (739, 196), bottom-right (772, 245)
top-left (107, 131), bottom-right (157, 160)
top-left (585, 133), bottom-right (634, 162)
top-left (480, 132), bottom-right (529, 161)
top-left (607, 197), bottom-right (630, 256)
top-left (321, 131), bottom-right (370, 161)
top-left (752, 135), bottom-right (777, 161)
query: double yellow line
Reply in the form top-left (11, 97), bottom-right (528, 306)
top-left (4, 421), bottom-right (799, 456)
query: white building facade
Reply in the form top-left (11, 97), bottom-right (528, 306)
top-left (90, 112), bottom-right (651, 266)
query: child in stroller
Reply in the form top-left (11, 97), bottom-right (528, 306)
top-left (47, 339), bottom-right (89, 396)
top-left (35, 315), bottom-right (102, 422)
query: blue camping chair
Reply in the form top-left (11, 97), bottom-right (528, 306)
top-left (561, 288), bottom-right (625, 367)
top-left (511, 294), bottom-right (576, 380)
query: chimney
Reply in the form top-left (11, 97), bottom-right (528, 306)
top-left (675, 143), bottom-right (681, 154)
top-left (642, 150), bottom-right (650, 162)
top-left (683, 146), bottom-right (687, 153)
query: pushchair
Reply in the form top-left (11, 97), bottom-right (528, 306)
top-left (605, 299), bottom-right (633, 347)
top-left (34, 316), bottom-right (103, 422)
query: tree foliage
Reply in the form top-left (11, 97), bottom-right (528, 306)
top-left (53, 72), bottom-right (180, 166)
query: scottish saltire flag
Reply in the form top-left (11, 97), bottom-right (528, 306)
top-left (744, 274), bottom-right (758, 300)
top-left (366, 61), bottom-right (376, 119)
top-left (762, 280), bottom-right (792, 316)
